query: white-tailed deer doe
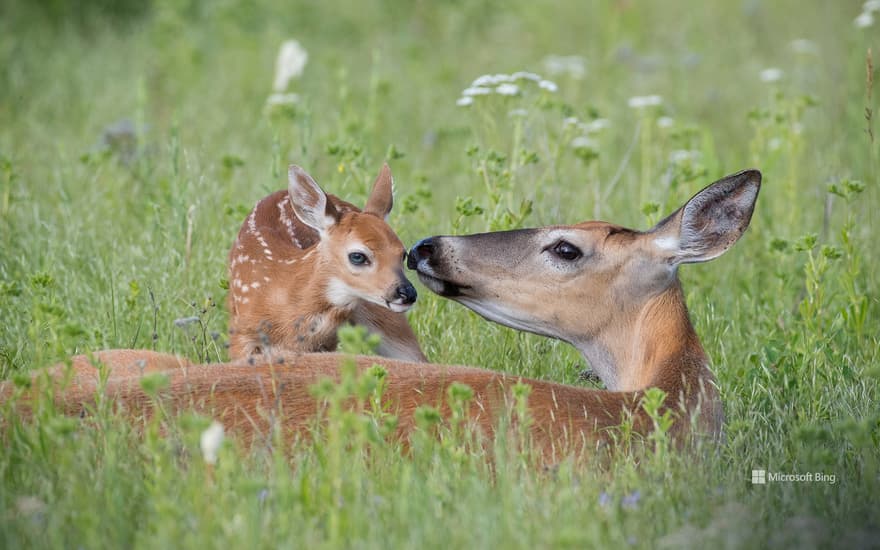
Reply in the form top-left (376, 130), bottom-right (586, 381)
top-left (4, 169), bottom-right (760, 462)
top-left (227, 163), bottom-right (426, 362)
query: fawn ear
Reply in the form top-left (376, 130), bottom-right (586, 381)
top-left (363, 163), bottom-right (394, 219)
top-left (288, 165), bottom-right (340, 233)
top-left (651, 169), bottom-right (761, 265)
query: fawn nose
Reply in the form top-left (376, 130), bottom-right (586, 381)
top-left (396, 282), bottom-right (418, 304)
top-left (407, 237), bottom-right (435, 269)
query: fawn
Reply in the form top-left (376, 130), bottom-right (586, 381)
top-left (227, 164), bottom-right (426, 362)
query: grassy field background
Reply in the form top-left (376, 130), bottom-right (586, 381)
top-left (1, 0), bottom-right (878, 547)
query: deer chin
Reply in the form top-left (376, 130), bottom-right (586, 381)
top-left (386, 300), bottom-right (413, 313)
top-left (412, 263), bottom-right (469, 297)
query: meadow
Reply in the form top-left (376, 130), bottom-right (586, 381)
top-left (1, 0), bottom-right (878, 547)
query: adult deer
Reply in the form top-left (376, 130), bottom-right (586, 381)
top-left (5, 170), bottom-right (760, 462)
top-left (227, 164), bottom-right (426, 362)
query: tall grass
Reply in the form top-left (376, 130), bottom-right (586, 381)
top-left (1, 0), bottom-right (878, 547)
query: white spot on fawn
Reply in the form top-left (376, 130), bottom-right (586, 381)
top-left (263, 276), bottom-right (271, 283)
top-left (278, 196), bottom-right (302, 247)
top-left (247, 201), bottom-right (273, 253)
top-left (247, 206), bottom-right (258, 233)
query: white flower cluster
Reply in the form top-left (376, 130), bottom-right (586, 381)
top-left (856, 0), bottom-right (880, 27)
top-left (200, 421), bottom-right (225, 465)
top-left (565, 116), bottom-right (610, 152)
top-left (542, 55), bottom-right (586, 79)
top-left (759, 68), bottom-right (783, 83)
top-left (456, 71), bottom-right (559, 107)
top-left (669, 149), bottom-right (701, 164)
top-left (564, 116), bottom-right (610, 134)
top-left (627, 95), bottom-right (663, 109)
top-left (267, 39), bottom-right (308, 107)
top-left (657, 116), bottom-right (675, 129)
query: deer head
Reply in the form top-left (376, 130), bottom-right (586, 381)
top-left (409, 169), bottom-right (761, 390)
top-left (289, 164), bottom-right (417, 313)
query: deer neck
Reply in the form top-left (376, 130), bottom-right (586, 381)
top-left (575, 282), bottom-right (713, 395)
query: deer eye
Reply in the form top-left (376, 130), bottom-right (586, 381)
top-left (550, 240), bottom-right (582, 261)
top-left (348, 252), bottom-right (369, 266)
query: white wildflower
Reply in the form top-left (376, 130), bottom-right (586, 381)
top-left (273, 40), bottom-right (308, 92)
top-left (462, 86), bottom-right (493, 96)
top-left (789, 39), bottom-right (818, 55)
top-left (508, 108), bottom-right (529, 118)
top-left (669, 149), bottom-right (700, 163)
top-left (538, 79), bottom-right (558, 92)
top-left (266, 93), bottom-right (300, 106)
top-left (495, 83), bottom-right (520, 96)
top-left (571, 136), bottom-right (599, 150)
top-left (472, 74), bottom-right (494, 87)
top-left (563, 117), bottom-right (580, 127)
top-left (456, 96), bottom-right (474, 107)
top-left (627, 95), bottom-right (663, 109)
top-left (200, 421), bottom-right (225, 465)
top-left (855, 11), bottom-right (875, 27)
top-left (543, 55), bottom-right (586, 79)
top-left (768, 137), bottom-right (782, 151)
top-left (583, 118), bottom-right (610, 133)
top-left (759, 68), bottom-right (783, 83)
top-left (512, 71), bottom-right (542, 82)
top-left (864, 0), bottom-right (880, 13)
top-left (657, 116), bottom-right (675, 129)
top-left (472, 73), bottom-right (512, 87)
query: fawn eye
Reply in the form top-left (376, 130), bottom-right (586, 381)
top-left (549, 240), bottom-right (582, 261)
top-left (348, 252), bottom-right (369, 266)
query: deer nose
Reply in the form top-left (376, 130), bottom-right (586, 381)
top-left (396, 282), bottom-right (418, 304)
top-left (407, 237), bottom-right (435, 269)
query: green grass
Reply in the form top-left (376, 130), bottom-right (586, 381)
top-left (1, 0), bottom-right (879, 547)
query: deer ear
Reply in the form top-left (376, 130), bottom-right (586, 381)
top-left (363, 163), bottom-right (394, 219)
top-left (287, 165), bottom-right (340, 233)
top-left (651, 169), bottom-right (761, 265)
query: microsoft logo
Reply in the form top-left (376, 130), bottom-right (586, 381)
top-left (751, 469), bottom-right (766, 484)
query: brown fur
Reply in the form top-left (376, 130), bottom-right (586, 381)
top-left (4, 350), bottom-right (650, 463)
top-left (3, 169), bottom-right (761, 463)
top-left (227, 165), bottom-right (426, 362)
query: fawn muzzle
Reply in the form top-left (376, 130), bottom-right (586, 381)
top-left (396, 282), bottom-right (417, 304)
top-left (384, 275), bottom-right (418, 313)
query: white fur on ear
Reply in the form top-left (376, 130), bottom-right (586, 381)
top-left (653, 235), bottom-right (679, 252)
top-left (288, 165), bottom-right (338, 233)
top-left (651, 169), bottom-right (761, 264)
